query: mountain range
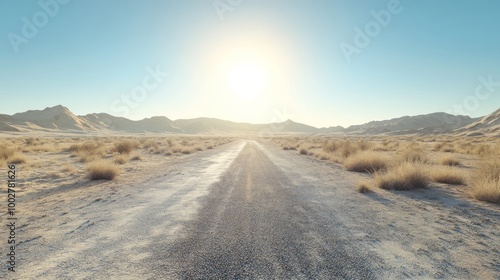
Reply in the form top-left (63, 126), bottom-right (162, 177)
top-left (1, 105), bottom-right (499, 136)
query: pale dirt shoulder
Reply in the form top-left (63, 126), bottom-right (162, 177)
top-left (7, 140), bottom-right (244, 279)
top-left (257, 140), bottom-right (500, 279)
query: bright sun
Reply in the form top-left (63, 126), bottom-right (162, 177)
top-left (226, 61), bottom-right (267, 100)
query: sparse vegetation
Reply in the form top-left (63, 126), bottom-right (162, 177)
top-left (439, 156), bottom-right (461, 166)
top-left (356, 181), bottom-right (372, 193)
top-left (0, 144), bottom-right (26, 164)
top-left (398, 146), bottom-right (429, 164)
top-left (86, 160), bottom-right (120, 180)
top-left (114, 140), bottom-right (139, 155)
top-left (114, 154), bottom-right (129, 165)
top-left (69, 142), bottom-right (107, 162)
top-left (8, 154), bottom-right (27, 164)
top-left (430, 167), bottom-right (466, 185)
top-left (60, 164), bottom-right (78, 175)
top-left (469, 153), bottom-right (500, 204)
top-left (344, 151), bottom-right (388, 173)
top-left (374, 163), bottom-right (430, 190)
top-left (131, 154), bottom-right (142, 161)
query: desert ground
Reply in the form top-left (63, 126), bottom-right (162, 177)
top-left (1, 135), bottom-right (499, 279)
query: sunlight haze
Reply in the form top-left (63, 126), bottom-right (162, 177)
top-left (1, 0), bottom-right (499, 127)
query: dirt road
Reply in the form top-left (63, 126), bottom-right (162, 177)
top-left (6, 140), bottom-right (500, 279)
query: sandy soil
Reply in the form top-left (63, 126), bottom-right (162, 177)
top-left (1, 139), bottom-right (499, 279)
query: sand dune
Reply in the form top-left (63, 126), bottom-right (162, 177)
top-left (455, 108), bottom-right (500, 136)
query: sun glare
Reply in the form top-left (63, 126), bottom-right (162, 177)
top-left (226, 61), bottom-right (267, 100)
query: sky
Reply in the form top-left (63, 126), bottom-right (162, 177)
top-left (1, 0), bottom-right (499, 128)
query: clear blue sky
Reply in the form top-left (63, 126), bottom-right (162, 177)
top-left (1, 0), bottom-right (499, 127)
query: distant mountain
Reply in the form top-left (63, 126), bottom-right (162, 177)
top-left (0, 115), bottom-right (19, 132)
top-left (83, 113), bottom-right (181, 133)
top-left (345, 112), bottom-right (476, 135)
top-left (271, 120), bottom-right (318, 133)
top-left (455, 108), bottom-right (500, 136)
top-left (174, 118), bottom-right (262, 133)
top-left (11, 105), bottom-right (99, 131)
top-left (1, 105), bottom-right (498, 136)
top-left (318, 126), bottom-right (345, 133)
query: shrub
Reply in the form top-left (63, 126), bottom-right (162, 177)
top-left (339, 140), bottom-right (359, 158)
top-left (0, 145), bottom-right (16, 160)
top-left (344, 152), bottom-right (388, 173)
top-left (8, 154), bottom-right (27, 164)
top-left (131, 154), bottom-right (142, 161)
top-left (398, 147), bottom-right (429, 164)
top-left (430, 167), bottom-right (465, 185)
top-left (61, 164), bottom-right (78, 174)
top-left (114, 154), bottom-right (129, 165)
top-left (322, 140), bottom-right (338, 153)
top-left (299, 148), bottom-right (308, 155)
top-left (114, 140), bottom-right (138, 155)
top-left (69, 142), bottom-right (106, 162)
top-left (86, 160), bottom-right (120, 180)
top-left (375, 163), bottom-right (429, 190)
top-left (357, 181), bottom-right (372, 193)
top-left (439, 156), bottom-right (461, 166)
top-left (469, 155), bottom-right (500, 204)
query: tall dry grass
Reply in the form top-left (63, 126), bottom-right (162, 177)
top-left (469, 152), bottom-right (500, 204)
top-left (0, 144), bottom-right (27, 164)
top-left (344, 151), bottom-right (389, 173)
top-left (374, 163), bottom-right (430, 190)
top-left (114, 140), bottom-right (139, 155)
top-left (69, 142), bottom-right (107, 162)
top-left (430, 166), bottom-right (466, 185)
top-left (86, 160), bottom-right (120, 180)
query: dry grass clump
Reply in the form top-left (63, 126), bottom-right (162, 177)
top-left (338, 140), bottom-right (359, 158)
top-left (114, 140), bottom-right (139, 155)
top-left (131, 154), bottom-right (143, 161)
top-left (60, 164), bottom-right (78, 175)
top-left (356, 180), bottom-right (372, 193)
top-left (0, 145), bottom-right (26, 164)
top-left (439, 156), bottom-right (461, 166)
top-left (473, 144), bottom-right (491, 157)
top-left (398, 146), bottom-right (429, 164)
top-left (469, 154), bottom-right (500, 204)
top-left (86, 160), bottom-right (120, 180)
top-left (344, 151), bottom-right (389, 173)
top-left (114, 154), bottom-right (129, 165)
top-left (7, 154), bottom-right (27, 164)
top-left (374, 163), bottom-right (430, 190)
top-left (430, 167), bottom-right (466, 185)
top-left (69, 142), bottom-right (107, 162)
top-left (0, 145), bottom-right (16, 161)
